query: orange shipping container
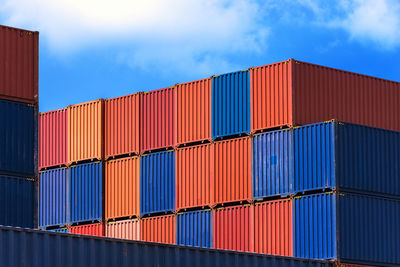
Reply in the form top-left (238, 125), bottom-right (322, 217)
top-left (69, 223), bottom-right (104, 237)
top-left (68, 99), bottom-right (103, 164)
top-left (105, 157), bottom-right (140, 220)
top-left (176, 143), bottom-right (214, 211)
top-left (254, 199), bottom-right (293, 256)
top-left (214, 137), bottom-right (251, 205)
top-left (175, 78), bottom-right (211, 146)
top-left (141, 215), bottom-right (175, 245)
top-left (106, 219), bottom-right (140, 241)
top-left (105, 93), bottom-right (140, 159)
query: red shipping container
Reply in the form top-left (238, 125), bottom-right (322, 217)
top-left (105, 93), bottom-right (140, 159)
top-left (254, 199), bottom-right (293, 256)
top-left (175, 78), bottom-right (211, 146)
top-left (105, 219), bottom-right (140, 241)
top-left (140, 88), bottom-right (174, 152)
top-left (141, 215), bottom-right (175, 245)
top-left (69, 223), bottom-right (104, 237)
top-left (251, 59), bottom-right (400, 132)
top-left (39, 108), bottom-right (68, 169)
top-left (0, 25), bottom-right (38, 104)
top-left (213, 205), bottom-right (254, 252)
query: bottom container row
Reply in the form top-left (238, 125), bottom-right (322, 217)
top-left (50, 192), bottom-right (400, 266)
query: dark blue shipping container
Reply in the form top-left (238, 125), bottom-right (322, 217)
top-left (294, 192), bottom-right (400, 266)
top-left (140, 151), bottom-right (175, 216)
top-left (0, 99), bottom-right (36, 177)
top-left (0, 175), bottom-right (34, 228)
top-left (0, 225), bottom-right (337, 267)
top-left (177, 210), bottom-right (212, 248)
top-left (212, 70), bottom-right (250, 139)
top-left (39, 168), bottom-right (69, 228)
top-left (69, 162), bottom-right (102, 224)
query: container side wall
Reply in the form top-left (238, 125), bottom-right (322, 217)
top-left (141, 215), bottom-right (175, 244)
top-left (70, 223), bottom-right (104, 237)
top-left (49, 228), bottom-right (69, 233)
top-left (177, 210), bottom-right (212, 248)
top-left (105, 219), bottom-right (140, 241)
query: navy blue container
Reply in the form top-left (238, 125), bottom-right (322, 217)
top-left (0, 99), bottom-right (36, 177)
top-left (212, 70), bottom-right (250, 139)
top-left (140, 151), bottom-right (175, 216)
top-left (177, 210), bottom-right (212, 248)
top-left (69, 162), bottom-right (102, 224)
top-left (0, 175), bottom-right (34, 228)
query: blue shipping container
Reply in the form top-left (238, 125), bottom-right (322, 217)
top-left (294, 192), bottom-right (400, 266)
top-left (177, 210), bottom-right (212, 248)
top-left (49, 228), bottom-right (69, 233)
top-left (0, 99), bottom-right (36, 177)
top-left (140, 151), bottom-right (175, 216)
top-left (39, 168), bottom-right (69, 228)
top-left (0, 175), bottom-right (34, 228)
top-left (212, 70), bottom-right (250, 139)
top-left (69, 162), bottom-right (102, 224)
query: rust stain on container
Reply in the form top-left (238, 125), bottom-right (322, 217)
top-left (175, 78), bottom-right (211, 146)
top-left (105, 157), bottom-right (140, 220)
top-left (141, 215), bottom-right (175, 245)
top-left (105, 219), bottom-right (140, 241)
top-left (105, 93), bottom-right (140, 159)
top-left (69, 223), bottom-right (104, 237)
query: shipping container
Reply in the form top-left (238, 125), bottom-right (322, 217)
top-left (106, 219), bottom-right (140, 241)
top-left (213, 205), bottom-right (254, 253)
top-left (294, 192), bottom-right (400, 266)
top-left (0, 25), bottom-right (38, 104)
top-left (69, 162), bottom-right (102, 224)
top-left (141, 214), bottom-right (175, 245)
top-left (0, 175), bottom-right (34, 228)
top-left (49, 228), bottom-right (69, 233)
top-left (70, 223), bottom-right (104, 237)
top-left (140, 151), bottom-right (175, 216)
top-left (254, 199), bottom-right (293, 256)
top-left (105, 157), bottom-right (140, 220)
top-left (39, 108), bottom-right (68, 169)
top-left (250, 59), bottom-right (400, 132)
top-left (68, 99), bottom-right (103, 164)
top-left (212, 70), bottom-right (250, 139)
top-left (176, 144), bottom-right (213, 211)
top-left (0, 99), bottom-right (36, 177)
top-left (39, 168), bottom-right (69, 228)
top-left (177, 210), bottom-right (212, 248)
top-left (175, 78), bottom-right (211, 145)
top-left (214, 137), bottom-right (251, 205)
top-left (140, 88), bottom-right (174, 152)
top-left (105, 93), bottom-right (140, 159)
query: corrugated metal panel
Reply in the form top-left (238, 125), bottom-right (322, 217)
top-left (176, 144), bottom-right (213, 210)
top-left (213, 205), bottom-right (254, 252)
top-left (140, 88), bottom-right (174, 152)
top-left (0, 25), bottom-right (38, 104)
top-left (39, 108), bottom-right (68, 169)
top-left (214, 137), bottom-right (251, 205)
top-left (105, 93), bottom-right (140, 159)
top-left (106, 219), bottom-right (140, 241)
top-left (0, 99), bottom-right (35, 177)
top-left (69, 162), bottom-right (102, 224)
top-left (105, 157), bottom-right (140, 220)
top-left (141, 215), bottom-right (175, 245)
top-left (140, 151), bottom-right (175, 216)
top-left (39, 168), bottom-right (69, 228)
top-left (175, 78), bottom-right (211, 145)
top-left (252, 130), bottom-right (293, 199)
top-left (49, 228), bottom-right (69, 233)
top-left (254, 199), bottom-right (293, 256)
top-left (177, 210), bottom-right (212, 248)
top-left (250, 60), bottom-right (293, 132)
top-left (0, 226), bottom-right (336, 267)
top-left (70, 223), bottom-right (104, 237)
top-left (212, 70), bottom-right (250, 139)
top-left (68, 99), bottom-right (103, 164)
top-left (0, 176), bottom-right (34, 228)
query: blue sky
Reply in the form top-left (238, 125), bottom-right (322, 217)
top-left (0, 0), bottom-right (399, 112)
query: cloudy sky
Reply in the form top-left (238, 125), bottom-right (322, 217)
top-left (0, 0), bottom-right (399, 112)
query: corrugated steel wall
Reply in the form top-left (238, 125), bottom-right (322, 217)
top-left (105, 94), bottom-right (140, 159)
top-left (141, 215), bottom-right (175, 244)
top-left (70, 223), bottom-right (104, 237)
top-left (39, 168), bottom-right (69, 228)
top-left (106, 219), bottom-right (140, 241)
top-left (105, 157), bottom-right (140, 220)
top-left (140, 151), bottom-right (175, 216)
top-left (212, 70), bottom-right (250, 139)
top-left (177, 210), bottom-right (212, 248)
top-left (49, 228), bottom-right (69, 233)
top-left (175, 78), bottom-right (211, 145)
